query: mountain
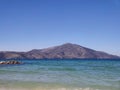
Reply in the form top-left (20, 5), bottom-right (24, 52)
top-left (0, 43), bottom-right (119, 59)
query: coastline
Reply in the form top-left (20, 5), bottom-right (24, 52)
top-left (0, 80), bottom-right (102, 90)
top-left (0, 87), bottom-right (99, 90)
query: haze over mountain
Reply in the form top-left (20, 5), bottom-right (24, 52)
top-left (0, 43), bottom-right (119, 59)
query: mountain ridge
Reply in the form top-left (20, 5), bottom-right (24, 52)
top-left (0, 43), bottom-right (119, 59)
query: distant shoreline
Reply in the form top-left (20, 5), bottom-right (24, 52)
top-left (0, 58), bottom-right (120, 61)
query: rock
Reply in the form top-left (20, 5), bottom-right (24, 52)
top-left (0, 60), bottom-right (22, 64)
top-left (0, 61), bottom-right (6, 64)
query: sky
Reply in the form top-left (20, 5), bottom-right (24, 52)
top-left (0, 0), bottom-right (120, 56)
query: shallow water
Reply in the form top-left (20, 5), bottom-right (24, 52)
top-left (0, 59), bottom-right (120, 90)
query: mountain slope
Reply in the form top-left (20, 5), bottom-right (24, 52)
top-left (25, 43), bottom-right (119, 59)
top-left (0, 43), bottom-right (119, 59)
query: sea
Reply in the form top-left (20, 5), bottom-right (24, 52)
top-left (0, 59), bottom-right (120, 90)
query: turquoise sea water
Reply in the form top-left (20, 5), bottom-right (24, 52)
top-left (0, 59), bottom-right (120, 90)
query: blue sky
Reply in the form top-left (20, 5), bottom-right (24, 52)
top-left (0, 0), bottom-right (120, 56)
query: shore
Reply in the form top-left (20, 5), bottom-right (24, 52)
top-left (0, 80), bottom-right (99, 90)
top-left (0, 87), bottom-right (99, 90)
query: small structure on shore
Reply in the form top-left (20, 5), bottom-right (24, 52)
top-left (0, 60), bottom-right (22, 64)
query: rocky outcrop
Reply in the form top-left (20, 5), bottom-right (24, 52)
top-left (0, 60), bottom-right (22, 64)
top-left (0, 43), bottom-right (119, 59)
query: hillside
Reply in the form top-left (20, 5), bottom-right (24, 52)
top-left (0, 43), bottom-right (119, 59)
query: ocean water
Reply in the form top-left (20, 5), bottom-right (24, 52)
top-left (0, 59), bottom-right (120, 90)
